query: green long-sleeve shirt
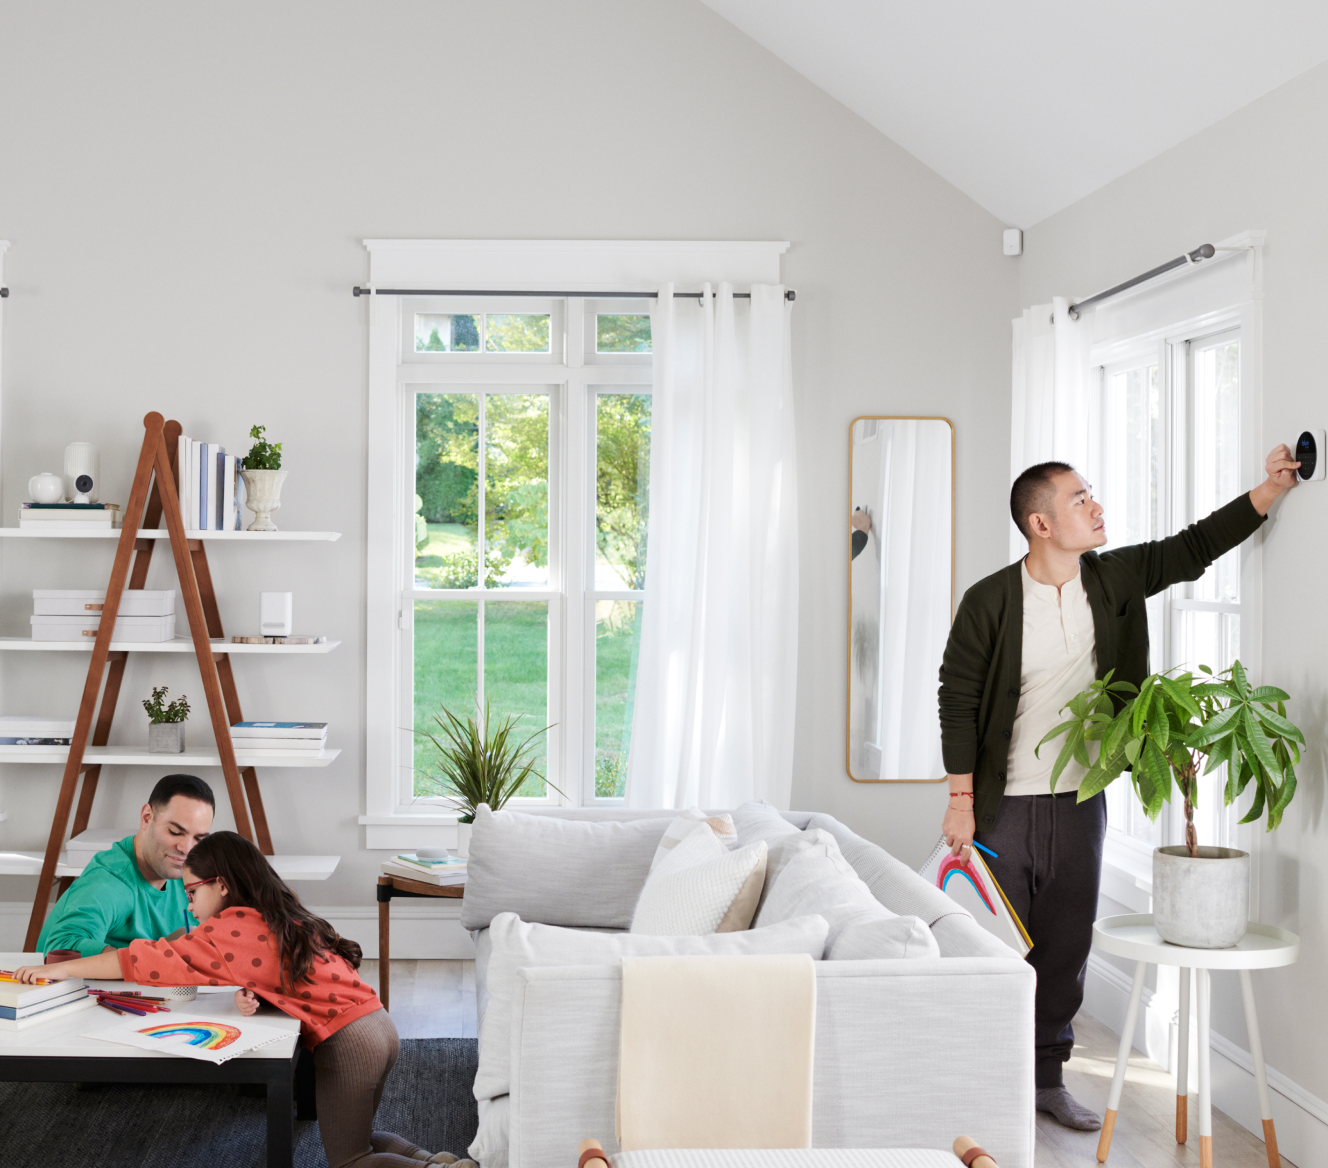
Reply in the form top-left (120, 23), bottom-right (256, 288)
top-left (937, 493), bottom-right (1266, 830)
top-left (36, 834), bottom-right (196, 957)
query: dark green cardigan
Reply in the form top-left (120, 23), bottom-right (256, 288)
top-left (938, 494), bottom-right (1265, 829)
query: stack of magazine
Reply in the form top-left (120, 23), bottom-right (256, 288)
top-left (381, 853), bottom-right (467, 886)
top-left (229, 722), bottom-right (328, 756)
top-left (0, 975), bottom-right (94, 1031)
top-left (0, 715), bottom-right (75, 746)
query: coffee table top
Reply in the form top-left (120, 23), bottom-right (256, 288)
top-left (0, 953), bottom-right (299, 1060)
top-left (1092, 915), bottom-right (1300, 970)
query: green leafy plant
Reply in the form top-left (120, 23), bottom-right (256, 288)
top-left (1038, 661), bottom-right (1304, 857)
top-left (244, 425), bottom-right (282, 470)
top-left (415, 701), bottom-right (561, 821)
top-left (143, 686), bottom-right (190, 724)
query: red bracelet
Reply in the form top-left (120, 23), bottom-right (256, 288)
top-left (948, 791), bottom-right (974, 799)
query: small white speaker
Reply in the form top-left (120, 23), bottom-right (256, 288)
top-left (260, 592), bottom-right (293, 636)
top-left (1003, 228), bottom-right (1023, 256)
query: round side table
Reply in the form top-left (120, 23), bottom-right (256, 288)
top-left (1092, 913), bottom-right (1299, 1168)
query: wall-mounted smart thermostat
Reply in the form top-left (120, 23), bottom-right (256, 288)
top-left (1003, 228), bottom-right (1023, 257)
top-left (1295, 430), bottom-right (1325, 481)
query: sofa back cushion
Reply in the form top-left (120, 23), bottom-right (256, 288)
top-left (732, 800), bottom-right (802, 849)
top-left (475, 911), bottom-right (830, 1102)
top-left (460, 805), bottom-right (673, 931)
top-left (755, 829), bottom-right (938, 961)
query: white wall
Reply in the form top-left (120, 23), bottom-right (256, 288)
top-left (0, 2), bottom-right (1017, 936)
top-left (1021, 57), bottom-right (1328, 1148)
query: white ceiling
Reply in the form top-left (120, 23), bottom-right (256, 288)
top-left (701, 0), bottom-right (1328, 228)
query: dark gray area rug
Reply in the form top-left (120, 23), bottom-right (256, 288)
top-left (0, 1037), bottom-right (479, 1168)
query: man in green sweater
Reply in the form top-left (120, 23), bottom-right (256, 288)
top-left (937, 444), bottom-right (1298, 1130)
top-left (37, 774), bottom-right (215, 957)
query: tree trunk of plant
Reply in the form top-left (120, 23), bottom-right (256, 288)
top-left (1182, 757), bottom-right (1199, 858)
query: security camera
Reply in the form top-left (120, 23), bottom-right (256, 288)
top-left (1296, 430), bottom-right (1325, 482)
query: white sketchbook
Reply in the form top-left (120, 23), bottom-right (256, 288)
top-left (84, 1015), bottom-right (292, 1065)
top-left (918, 835), bottom-right (1033, 957)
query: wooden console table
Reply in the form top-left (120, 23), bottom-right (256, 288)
top-left (375, 874), bottom-right (464, 1011)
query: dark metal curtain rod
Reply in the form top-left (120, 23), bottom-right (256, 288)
top-left (353, 286), bottom-right (795, 301)
top-left (0, 288), bottom-right (8, 298)
top-left (1066, 244), bottom-right (1215, 320)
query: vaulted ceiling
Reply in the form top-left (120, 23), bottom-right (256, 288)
top-left (701, 0), bottom-right (1328, 227)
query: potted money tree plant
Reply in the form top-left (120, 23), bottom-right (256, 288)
top-left (144, 686), bottom-right (190, 754)
top-left (1038, 661), bottom-right (1304, 948)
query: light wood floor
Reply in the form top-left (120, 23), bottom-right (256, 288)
top-left (368, 961), bottom-right (1289, 1168)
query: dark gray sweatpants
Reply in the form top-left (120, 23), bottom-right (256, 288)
top-left (975, 791), bottom-right (1106, 1089)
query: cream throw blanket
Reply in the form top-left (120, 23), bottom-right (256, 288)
top-left (617, 953), bottom-right (817, 1151)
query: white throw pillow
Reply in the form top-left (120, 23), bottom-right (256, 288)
top-left (755, 829), bottom-right (938, 961)
top-left (473, 911), bottom-right (830, 1103)
top-left (630, 827), bottom-right (767, 936)
top-left (731, 800), bottom-right (800, 848)
top-left (649, 807), bottom-right (737, 868)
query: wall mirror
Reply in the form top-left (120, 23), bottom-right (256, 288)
top-left (848, 417), bottom-right (954, 782)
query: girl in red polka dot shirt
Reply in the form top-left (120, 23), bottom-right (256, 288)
top-left (16, 831), bottom-right (470, 1167)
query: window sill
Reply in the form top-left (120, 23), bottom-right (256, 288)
top-left (358, 813), bottom-right (463, 851)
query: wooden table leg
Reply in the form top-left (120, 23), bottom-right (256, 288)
top-left (1198, 968), bottom-right (1213, 1168)
top-left (1240, 969), bottom-right (1280, 1168)
top-left (1098, 958), bottom-right (1147, 1163)
top-left (1177, 966), bottom-right (1191, 1143)
top-left (378, 886), bottom-right (391, 1013)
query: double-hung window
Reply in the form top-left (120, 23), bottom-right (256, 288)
top-left (397, 297), bottom-right (651, 810)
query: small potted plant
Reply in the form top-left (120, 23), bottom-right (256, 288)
top-left (415, 701), bottom-right (559, 856)
top-left (1039, 661), bottom-right (1304, 948)
top-left (240, 425), bottom-right (286, 531)
top-left (144, 686), bottom-right (191, 754)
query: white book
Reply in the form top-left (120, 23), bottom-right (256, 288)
top-left (221, 454), bottom-right (237, 533)
top-left (198, 441), bottom-right (210, 530)
top-left (235, 462), bottom-right (246, 529)
top-left (0, 995), bottom-right (96, 1031)
top-left (177, 435), bottom-right (193, 528)
top-left (230, 722), bottom-right (328, 739)
top-left (381, 859), bottom-right (467, 886)
top-left (20, 521), bottom-right (122, 531)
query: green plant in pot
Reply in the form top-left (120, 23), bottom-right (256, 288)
top-left (1039, 661), bottom-right (1304, 948)
top-left (240, 424), bottom-right (286, 532)
top-left (415, 702), bottom-right (561, 853)
top-left (144, 686), bottom-right (190, 754)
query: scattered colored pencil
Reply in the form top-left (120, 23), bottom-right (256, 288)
top-left (0, 970), bottom-right (53, 985)
top-left (97, 1000), bottom-right (128, 1016)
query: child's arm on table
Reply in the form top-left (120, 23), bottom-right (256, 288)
top-left (13, 950), bottom-right (123, 983)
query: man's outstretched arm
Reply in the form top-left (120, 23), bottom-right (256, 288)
top-left (37, 878), bottom-right (130, 957)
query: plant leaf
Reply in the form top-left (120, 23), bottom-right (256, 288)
top-left (1250, 685), bottom-right (1290, 702)
top-left (1239, 771), bottom-right (1267, 824)
top-left (1242, 707), bottom-right (1281, 778)
top-left (1253, 705), bottom-right (1305, 745)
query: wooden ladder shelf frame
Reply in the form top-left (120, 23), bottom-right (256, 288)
top-left (24, 411), bottom-right (274, 951)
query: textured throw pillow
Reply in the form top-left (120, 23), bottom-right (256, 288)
top-left (650, 808), bottom-right (737, 868)
top-left (731, 800), bottom-right (800, 848)
top-left (459, 804), bottom-right (673, 930)
top-left (755, 829), bottom-right (938, 961)
top-left (473, 911), bottom-right (830, 1103)
top-left (630, 826), bottom-right (767, 936)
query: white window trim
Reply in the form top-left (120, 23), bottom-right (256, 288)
top-left (1087, 230), bottom-right (1265, 911)
top-left (358, 241), bottom-right (788, 844)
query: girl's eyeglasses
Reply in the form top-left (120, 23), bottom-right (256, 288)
top-left (183, 877), bottom-right (216, 903)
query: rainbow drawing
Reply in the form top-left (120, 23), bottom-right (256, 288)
top-left (936, 853), bottom-right (996, 916)
top-left (138, 1022), bottom-right (241, 1050)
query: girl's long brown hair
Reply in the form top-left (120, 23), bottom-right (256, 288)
top-left (183, 831), bottom-right (361, 990)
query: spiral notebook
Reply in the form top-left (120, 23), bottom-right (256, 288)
top-left (918, 836), bottom-right (1033, 957)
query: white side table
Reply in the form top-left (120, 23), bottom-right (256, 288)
top-left (1092, 914), bottom-right (1299, 1168)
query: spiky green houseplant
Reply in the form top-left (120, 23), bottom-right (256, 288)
top-left (1037, 661), bottom-right (1304, 858)
top-left (416, 701), bottom-right (560, 822)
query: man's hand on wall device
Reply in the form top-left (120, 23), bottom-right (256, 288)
top-left (1249, 443), bottom-right (1300, 516)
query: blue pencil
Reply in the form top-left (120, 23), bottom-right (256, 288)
top-left (971, 840), bottom-right (999, 860)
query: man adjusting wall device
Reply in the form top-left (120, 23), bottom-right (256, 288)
top-left (936, 444), bottom-right (1299, 1131)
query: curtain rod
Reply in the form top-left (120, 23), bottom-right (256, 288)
top-left (352, 286), bottom-right (795, 301)
top-left (1066, 244), bottom-right (1215, 320)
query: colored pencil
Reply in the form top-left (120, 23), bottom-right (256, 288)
top-left (97, 1000), bottom-right (128, 1016)
top-left (95, 996), bottom-right (168, 1013)
top-left (0, 970), bottom-right (53, 985)
top-left (99, 999), bottom-right (148, 1016)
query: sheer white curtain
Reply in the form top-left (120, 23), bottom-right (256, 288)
top-left (1009, 297), bottom-right (1094, 559)
top-left (624, 283), bottom-right (798, 810)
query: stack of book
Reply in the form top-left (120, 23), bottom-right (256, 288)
top-left (19, 502), bottom-right (122, 530)
top-left (0, 972), bottom-right (94, 1031)
top-left (0, 715), bottom-right (76, 745)
top-left (176, 434), bottom-right (246, 531)
top-left (229, 721), bottom-right (328, 756)
top-left (381, 853), bottom-right (467, 886)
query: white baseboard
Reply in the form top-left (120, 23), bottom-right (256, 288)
top-left (0, 901), bottom-right (476, 962)
top-left (1085, 953), bottom-right (1326, 1168)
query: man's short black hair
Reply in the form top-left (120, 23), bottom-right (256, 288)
top-left (148, 774), bottom-right (215, 812)
top-left (1010, 461), bottom-right (1077, 541)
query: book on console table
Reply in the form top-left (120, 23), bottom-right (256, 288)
top-left (381, 859), bottom-right (466, 887)
top-left (0, 978), bottom-right (95, 1030)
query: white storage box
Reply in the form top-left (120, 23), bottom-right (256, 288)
top-left (66, 827), bottom-right (127, 865)
top-left (30, 613), bottom-right (177, 643)
top-left (0, 715), bottom-right (76, 741)
top-left (33, 589), bottom-right (176, 617)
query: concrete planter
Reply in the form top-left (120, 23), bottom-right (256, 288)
top-left (241, 468), bottom-right (288, 532)
top-left (148, 721), bottom-right (186, 754)
top-left (1153, 845), bottom-right (1249, 948)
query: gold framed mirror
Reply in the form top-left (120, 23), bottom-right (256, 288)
top-left (848, 416), bottom-right (955, 782)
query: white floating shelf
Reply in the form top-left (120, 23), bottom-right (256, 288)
top-left (0, 637), bottom-right (340, 654)
top-left (0, 851), bottom-right (339, 880)
top-left (0, 529), bottom-right (340, 541)
top-left (0, 745), bottom-right (340, 767)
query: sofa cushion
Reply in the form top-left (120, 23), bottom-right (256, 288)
top-left (474, 911), bottom-right (830, 1103)
top-left (754, 829), bottom-right (938, 961)
top-left (631, 827), bottom-right (767, 935)
top-left (650, 808), bottom-right (737, 868)
top-left (460, 804), bottom-right (673, 931)
top-left (731, 800), bottom-right (800, 848)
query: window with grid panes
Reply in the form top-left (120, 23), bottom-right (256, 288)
top-left (399, 298), bottom-right (651, 807)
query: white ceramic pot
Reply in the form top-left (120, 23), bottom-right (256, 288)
top-left (1153, 845), bottom-right (1249, 948)
top-left (241, 468), bottom-right (288, 532)
top-left (28, 472), bottom-right (64, 503)
top-left (454, 822), bottom-right (472, 859)
top-left (148, 722), bottom-right (186, 754)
